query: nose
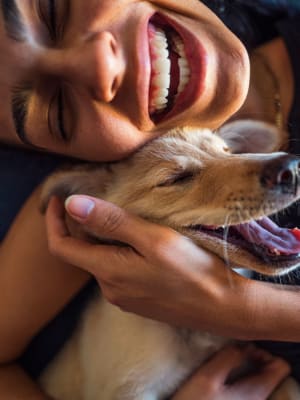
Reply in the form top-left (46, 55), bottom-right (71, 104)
top-left (260, 154), bottom-right (300, 194)
top-left (39, 31), bottom-right (125, 103)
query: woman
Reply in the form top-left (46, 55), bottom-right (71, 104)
top-left (0, 0), bottom-right (298, 398)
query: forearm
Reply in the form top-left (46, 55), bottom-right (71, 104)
top-left (0, 363), bottom-right (51, 399)
top-left (235, 279), bottom-right (300, 341)
top-left (200, 272), bottom-right (300, 341)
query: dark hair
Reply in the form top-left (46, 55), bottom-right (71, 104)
top-left (202, 0), bottom-right (300, 49)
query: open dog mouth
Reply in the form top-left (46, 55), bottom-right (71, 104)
top-left (189, 216), bottom-right (300, 266)
top-left (148, 14), bottom-right (191, 122)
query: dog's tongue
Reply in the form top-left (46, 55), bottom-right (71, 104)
top-left (234, 217), bottom-right (300, 255)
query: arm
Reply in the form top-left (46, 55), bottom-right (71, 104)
top-left (0, 364), bottom-right (52, 400)
top-left (46, 195), bottom-right (300, 341)
top-left (0, 187), bottom-right (90, 398)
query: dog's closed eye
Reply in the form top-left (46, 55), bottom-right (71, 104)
top-left (157, 170), bottom-right (195, 187)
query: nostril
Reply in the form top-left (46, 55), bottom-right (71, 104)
top-left (110, 36), bottom-right (118, 55)
top-left (111, 77), bottom-right (119, 97)
top-left (277, 169), bottom-right (295, 186)
top-left (261, 155), bottom-right (300, 192)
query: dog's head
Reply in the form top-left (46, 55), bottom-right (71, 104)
top-left (41, 120), bottom-right (300, 276)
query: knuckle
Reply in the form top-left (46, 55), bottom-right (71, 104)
top-left (199, 378), bottom-right (219, 394)
top-left (98, 252), bottom-right (131, 285)
top-left (100, 207), bottom-right (126, 236)
top-left (151, 231), bottom-right (178, 257)
top-left (272, 357), bottom-right (291, 374)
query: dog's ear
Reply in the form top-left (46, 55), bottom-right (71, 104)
top-left (40, 164), bottom-right (111, 213)
top-left (218, 119), bottom-right (283, 154)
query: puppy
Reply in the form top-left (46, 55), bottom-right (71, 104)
top-left (40, 121), bottom-right (300, 400)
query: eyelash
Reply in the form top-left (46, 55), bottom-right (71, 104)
top-left (38, 0), bottom-right (72, 142)
top-left (57, 89), bottom-right (68, 141)
top-left (157, 171), bottom-right (195, 187)
top-left (48, 88), bottom-right (69, 142)
top-left (37, 0), bottom-right (57, 41)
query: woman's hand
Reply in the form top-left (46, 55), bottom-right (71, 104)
top-left (46, 195), bottom-right (300, 341)
top-left (172, 345), bottom-right (290, 400)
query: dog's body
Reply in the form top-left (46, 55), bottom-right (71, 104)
top-left (40, 123), bottom-right (300, 399)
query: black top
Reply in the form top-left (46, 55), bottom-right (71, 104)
top-left (0, 4), bottom-right (300, 382)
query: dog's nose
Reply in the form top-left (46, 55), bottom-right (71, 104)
top-left (261, 154), bottom-right (300, 194)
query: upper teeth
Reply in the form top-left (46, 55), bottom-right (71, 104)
top-left (149, 27), bottom-right (191, 114)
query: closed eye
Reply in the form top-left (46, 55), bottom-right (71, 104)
top-left (37, 0), bottom-right (70, 43)
top-left (48, 87), bottom-right (70, 142)
top-left (37, 0), bottom-right (57, 41)
top-left (157, 170), bottom-right (195, 187)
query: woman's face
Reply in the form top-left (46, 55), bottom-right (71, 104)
top-left (0, 0), bottom-right (249, 161)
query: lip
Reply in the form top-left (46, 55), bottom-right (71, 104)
top-left (147, 13), bottom-right (207, 123)
top-left (135, 12), bottom-right (153, 129)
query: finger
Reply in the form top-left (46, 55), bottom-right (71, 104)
top-left (45, 196), bottom-right (141, 275)
top-left (64, 195), bottom-right (180, 254)
top-left (46, 196), bottom-right (70, 238)
top-left (191, 345), bottom-right (255, 384)
top-left (172, 345), bottom-right (257, 399)
top-left (231, 356), bottom-right (290, 399)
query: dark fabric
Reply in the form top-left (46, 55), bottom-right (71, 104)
top-left (0, 145), bottom-right (63, 241)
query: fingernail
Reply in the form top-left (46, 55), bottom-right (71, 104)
top-left (65, 196), bottom-right (95, 219)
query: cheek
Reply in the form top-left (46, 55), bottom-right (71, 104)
top-left (74, 109), bottom-right (156, 161)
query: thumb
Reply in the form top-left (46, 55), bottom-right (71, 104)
top-left (64, 194), bottom-right (178, 253)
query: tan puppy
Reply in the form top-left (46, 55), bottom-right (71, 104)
top-left (40, 122), bottom-right (300, 399)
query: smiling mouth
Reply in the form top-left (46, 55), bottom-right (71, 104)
top-left (189, 216), bottom-right (300, 270)
top-left (148, 14), bottom-right (192, 123)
